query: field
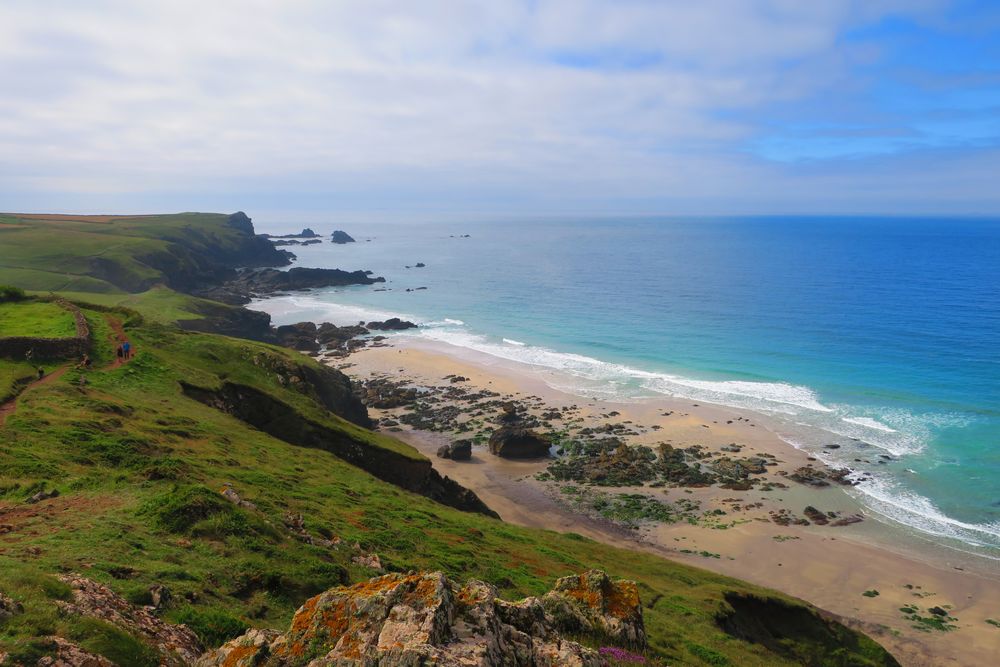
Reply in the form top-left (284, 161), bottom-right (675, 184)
top-left (0, 302), bottom-right (76, 339)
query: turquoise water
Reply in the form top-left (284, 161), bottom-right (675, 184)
top-left (253, 217), bottom-right (1000, 554)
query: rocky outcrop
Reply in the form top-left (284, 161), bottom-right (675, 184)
top-left (437, 439), bottom-right (472, 461)
top-left (365, 318), bottom-right (417, 331)
top-left (197, 267), bottom-right (385, 306)
top-left (55, 575), bottom-right (202, 666)
top-left (262, 228), bottom-right (320, 239)
top-left (331, 230), bottom-right (356, 244)
top-left (541, 570), bottom-right (645, 648)
top-left (0, 636), bottom-right (116, 667)
top-left (489, 426), bottom-right (551, 459)
top-left (197, 569), bottom-right (644, 666)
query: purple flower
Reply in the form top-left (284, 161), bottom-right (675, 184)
top-left (599, 646), bottom-right (647, 664)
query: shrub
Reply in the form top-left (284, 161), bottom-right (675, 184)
top-left (141, 485), bottom-right (233, 533)
top-left (173, 606), bottom-right (248, 647)
top-left (0, 285), bottom-right (26, 303)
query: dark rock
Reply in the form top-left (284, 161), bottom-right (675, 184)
top-left (489, 426), bottom-right (551, 459)
top-left (437, 439), bottom-right (473, 461)
top-left (331, 230), bottom-right (356, 244)
top-left (275, 321), bottom-right (320, 351)
top-left (803, 506), bottom-right (829, 525)
top-left (26, 489), bottom-right (59, 504)
top-left (415, 262), bottom-right (426, 268)
top-left (366, 317), bottom-right (417, 331)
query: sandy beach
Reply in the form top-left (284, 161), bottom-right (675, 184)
top-left (332, 338), bottom-right (1000, 667)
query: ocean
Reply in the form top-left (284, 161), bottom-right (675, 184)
top-left (252, 216), bottom-right (1000, 557)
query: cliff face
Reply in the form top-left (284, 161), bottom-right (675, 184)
top-left (136, 212), bottom-right (293, 293)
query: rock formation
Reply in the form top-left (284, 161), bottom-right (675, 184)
top-left (54, 575), bottom-right (202, 665)
top-left (331, 230), bottom-right (356, 244)
top-left (365, 318), bottom-right (417, 331)
top-left (436, 439), bottom-right (472, 461)
top-left (197, 569), bottom-right (644, 666)
top-left (489, 426), bottom-right (551, 459)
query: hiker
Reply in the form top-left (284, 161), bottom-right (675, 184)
top-left (77, 353), bottom-right (92, 370)
top-left (36, 367), bottom-right (44, 381)
top-left (116, 344), bottom-right (124, 361)
top-left (123, 340), bottom-right (131, 359)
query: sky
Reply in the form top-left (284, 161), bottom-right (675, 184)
top-left (1, 0), bottom-right (999, 222)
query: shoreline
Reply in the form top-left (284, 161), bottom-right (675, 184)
top-left (333, 336), bottom-right (1000, 667)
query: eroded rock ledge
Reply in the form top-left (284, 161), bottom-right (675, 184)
top-left (198, 569), bottom-right (645, 666)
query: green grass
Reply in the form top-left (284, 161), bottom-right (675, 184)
top-left (1, 360), bottom-right (38, 402)
top-left (0, 301), bottom-right (76, 338)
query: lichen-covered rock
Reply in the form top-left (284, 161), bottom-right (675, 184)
top-left (195, 628), bottom-right (283, 667)
top-left (55, 575), bottom-right (202, 665)
top-left (197, 570), bottom-right (639, 666)
top-left (542, 570), bottom-right (646, 649)
top-left (35, 637), bottom-right (115, 667)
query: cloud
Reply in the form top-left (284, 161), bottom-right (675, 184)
top-left (0, 0), bottom-right (996, 218)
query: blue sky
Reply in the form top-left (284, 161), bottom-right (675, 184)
top-left (1, 0), bottom-right (999, 221)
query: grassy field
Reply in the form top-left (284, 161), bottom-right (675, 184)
top-left (0, 302), bottom-right (76, 339)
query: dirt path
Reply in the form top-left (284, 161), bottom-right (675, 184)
top-left (0, 315), bottom-right (132, 427)
top-left (104, 315), bottom-right (131, 369)
top-left (0, 365), bottom-right (69, 427)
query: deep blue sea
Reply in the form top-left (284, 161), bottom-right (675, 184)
top-left (253, 217), bottom-right (1000, 555)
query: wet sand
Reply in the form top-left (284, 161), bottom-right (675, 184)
top-left (335, 339), bottom-right (1000, 667)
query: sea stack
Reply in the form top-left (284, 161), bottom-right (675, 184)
top-left (331, 230), bottom-right (356, 244)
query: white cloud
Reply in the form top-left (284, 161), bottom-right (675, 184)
top-left (0, 0), bottom-right (994, 218)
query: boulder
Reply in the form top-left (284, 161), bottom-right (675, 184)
top-left (489, 426), bottom-right (551, 459)
top-left (331, 230), bottom-right (356, 244)
top-left (542, 570), bottom-right (646, 649)
top-left (197, 570), bottom-right (642, 666)
top-left (365, 318), bottom-right (418, 331)
top-left (436, 439), bottom-right (473, 461)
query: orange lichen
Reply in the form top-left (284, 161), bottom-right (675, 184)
top-left (290, 595), bottom-right (320, 634)
top-left (221, 644), bottom-right (259, 667)
top-left (606, 581), bottom-right (640, 619)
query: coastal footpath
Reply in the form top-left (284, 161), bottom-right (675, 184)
top-left (0, 211), bottom-right (903, 665)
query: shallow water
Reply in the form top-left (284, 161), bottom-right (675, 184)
top-left (252, 216), bottom-right (1000, 555)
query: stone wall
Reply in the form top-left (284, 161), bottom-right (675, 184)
top-left (0, 299), bottom-right (90, 360)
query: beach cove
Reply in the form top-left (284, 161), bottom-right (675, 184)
top-left (334, 337), bottom-right (1000, 667)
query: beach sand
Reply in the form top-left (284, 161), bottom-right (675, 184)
top-left (334, 339), bottom-right (1000, 667)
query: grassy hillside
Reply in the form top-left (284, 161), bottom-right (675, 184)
top-left (0, 212), bottom-right (288, 295)
top-left (0, 213), bottom-right (899, 666)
